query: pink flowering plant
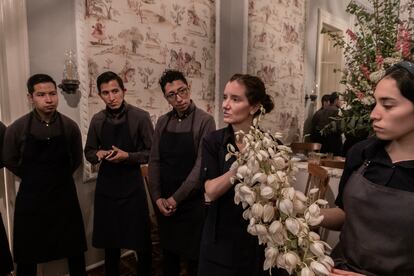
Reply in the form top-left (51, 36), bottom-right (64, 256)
top-left (324, 0), bottom-right (414, 136)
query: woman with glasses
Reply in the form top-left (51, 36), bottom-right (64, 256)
top-left (198, 74), bottom-right (275, 275)
top-left (321, 61), bottom-right (414, 276)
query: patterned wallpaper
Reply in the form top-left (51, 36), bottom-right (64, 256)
top-left (247, 0), bottom-right (305, 143)
top-left (84, 0), bottom-right (216, 124)
top-left (78, 0), bottom-right (216, 180)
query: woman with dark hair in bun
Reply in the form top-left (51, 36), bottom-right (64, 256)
top-left (198, 74), bottom-right (275, 275)
top-left (320, 61), bottom-right (414, 276)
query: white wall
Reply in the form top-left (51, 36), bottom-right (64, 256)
top-left (26, 1), bottom-right (101, 275)
top-left (304, 0), bottom-right (351, 101)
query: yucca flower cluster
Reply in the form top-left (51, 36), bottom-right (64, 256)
top-left (226, 108), bottom-right (334, 275)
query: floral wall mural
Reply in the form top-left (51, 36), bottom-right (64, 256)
top-left (247, 0), bottom-right (305, 143)
top-left (78, 0), bottom-right (216, 180)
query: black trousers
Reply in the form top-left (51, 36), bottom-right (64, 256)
top-left (16, 254), bottom-right (86, 276)
top-left (162, 249), bottom-right (198, 276)
top-left (105, 244), bottom-right (152, 276)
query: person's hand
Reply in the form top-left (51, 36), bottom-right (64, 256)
top-left (330, 268), bottom-right (366, 276)
top-left (166, 197), bottom-right (177, 212)
top-left (105, 146), bottom-right (129, 163)
top-left (156, 198), bottom-right (174, 216)
top-left (96, 150), bottom-right (112, 161)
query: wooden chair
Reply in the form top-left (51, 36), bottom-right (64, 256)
top-left (305, 163), bottom-right (330, 201)
top-left (140, 164), bottom-right (157, 225)
top-left (321, 159), bottom-right (345, 169)
top-left (290, 142), bottom-right (322, 155)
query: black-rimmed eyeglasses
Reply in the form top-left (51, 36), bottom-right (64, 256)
top-left (165, 87), bottom-right (189, 101)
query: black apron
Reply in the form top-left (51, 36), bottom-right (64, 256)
top-left (93, 111), bottom-right (150, 250)
top-left (13, 113), bottom-right (86, 263)
top-left (332, 161), bottom-right (414, 275)
top-left (158, 111), bottom-right (204, 260)
top-left (198, 142), bottom-right (263, 276)
top-left (0, 213), bottom-right (13, 275)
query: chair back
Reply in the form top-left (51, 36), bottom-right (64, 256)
top-left (321, 159), bottom-right (345, 169)
top-left (290, 142), bottom-right (322, 155)
top-left (140, 164), bottom-right (158, 226)
top-left (305, 163), bottom-right (330, 200)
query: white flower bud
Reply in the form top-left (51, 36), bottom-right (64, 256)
top-left (242, 209), bottom-right (251, 220)
top-left (251, 172), bottom-right (265, 184)
top-left (310, 261), bottom-right (330, 276)
top-left (282, 187), bottom-right (295, 200)
top-left (300, 266), bottom-right (315, 276)
top-left (267, 174), bottom-right (276, 185)
top-left (236, 165), bottom-right (248, 177)
top-left (259, 149), bottom-right (269, 160)
top-left (260, 186), bottom-right (274, 199)
top-left (308, 203), bottom-right (320, 217)
top-left (307, 214), bottom-right (324, 226)
top-left (240, 185), bottom-right (253, 195)
top-left (268, 147), bottom-right (275, 157)
top-left (279, 198), bottom-right (293, 216)
top-left (285, 217), bottom-right (300, 236)
top-left (264, 246), bottom-right (279, 269)
top-left (269, 220), bottom-right (283, 234)
top-left (273, 157), bottom-right (285, 170)
top-left (309, 188), bottom-right (319, 195)
top-left (262, 204), bottom-right (275, 222)
top-left (251, 203), bottom-right (264, 218)
top-left (247, 224), bottom-right (257, 235)
top-left (256, 224), bottom-right (268, 235)
top-left (284, 251), bottom-right (299, 274)
top-left (244, 193), bottom-right (256, 206)
top-left (310, 241), bottom-right (325, 257)
top-left (293, 199), bottom-right (306, 214)
top-left (318, 255), bottom-right (334, 270)
top-left (316, 199), bottom-right (328, 206)
top-left (308, 231), bottom-right (320, 241)
top-left (294, 190), bottom-right (307, 202)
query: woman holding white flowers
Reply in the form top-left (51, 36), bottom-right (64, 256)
top-left (198, 74), bottom-right (276, 275)
top-left (322, 61), bottom-right (414, 276)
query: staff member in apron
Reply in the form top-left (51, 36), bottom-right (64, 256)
top-left (199, 74), bottom-right (274, 276)
top-left (0, 120), bottom-right (14, 276)
top-left (85, 71), bottom-right (154, 276)
top-left (148, 70), bottom-right (215, 276)
top-left (321, 61), bottom-right (414, 276)
top-left (3, 74), bottom-right (87, 275)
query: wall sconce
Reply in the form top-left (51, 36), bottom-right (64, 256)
top-left (58, 50), bottom-right (80, 94)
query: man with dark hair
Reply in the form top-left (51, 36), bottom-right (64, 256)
top-left (3, 74), bottom-right (87, 275)
top-left (310, 92), bottom-right (343, 155)
top-left (148, 69), bottom-right (215, 276)
top-left (84, 71), bottom-right (154, 276)
top-left (0, 120), bottom-right (14, 276)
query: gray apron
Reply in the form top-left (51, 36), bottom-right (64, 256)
top-left (332, 161), bottom-right (414, 275)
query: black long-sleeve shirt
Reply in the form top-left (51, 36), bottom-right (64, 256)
top-left (3, 111), bottom-right (83, 177)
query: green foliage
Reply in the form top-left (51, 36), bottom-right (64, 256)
top-left (323, 0), bottom-right (413, 136)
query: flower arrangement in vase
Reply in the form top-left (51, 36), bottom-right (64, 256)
top-left (323, 0), bottom-right (414, 137)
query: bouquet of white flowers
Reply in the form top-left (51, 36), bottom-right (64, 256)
top-left (226, 107), bottom-right (334, 275)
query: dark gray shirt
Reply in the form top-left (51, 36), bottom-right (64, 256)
top-left (148, 102), bottom-right (216, 204)
top-left (3, 111), bottom-right (83, 176)
top-left (84, 102), bottom-right (154, 165)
